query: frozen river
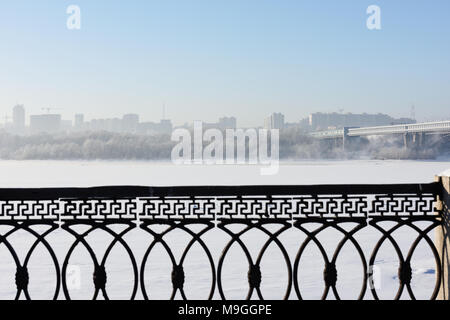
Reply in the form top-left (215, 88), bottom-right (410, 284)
top-left (0, 160), bottom-right (448, 187)
top-left (0, 160), bottom-right (448, 300)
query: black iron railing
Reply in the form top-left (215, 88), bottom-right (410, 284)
top-left (0, 183), bottom-right (444, 300)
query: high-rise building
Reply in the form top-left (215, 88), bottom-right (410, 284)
top-left (307, 112), bottom-right (416, 131)
top-left (138, 119), bottom-right (173, 135)
top-left (159, 119), bottom-right (173, 134)
top-left (74, 114), bottom-right (84, 129)
top-left (218, 117), bottom-right (237, 129)
top-left (13, 104), bottom-right (25, 133)
top-left (122, 114), bottom-right (139, 132)
top-left (264, 113), bottom-right (285, 130)
top-left (202, 117), bottom-right (237, 130)
top-left (30, 114), bottom-right (61, 134)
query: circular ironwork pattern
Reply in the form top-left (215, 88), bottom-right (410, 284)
top-left (0, 216), bottom-right (442, 300)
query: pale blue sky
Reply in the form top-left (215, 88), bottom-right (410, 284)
top-left (0, 0), bottom-right (449, 126)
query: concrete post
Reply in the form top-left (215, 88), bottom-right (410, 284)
top-left (436, 175), bottom-right (450, 300)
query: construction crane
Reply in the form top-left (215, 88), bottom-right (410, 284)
top-left (42, 107), bottom-right (63, 114)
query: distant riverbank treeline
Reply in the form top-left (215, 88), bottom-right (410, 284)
top-left (0, 132), bottom-right (174, 160)
top-left (0, 129), bottom-right (447, 160)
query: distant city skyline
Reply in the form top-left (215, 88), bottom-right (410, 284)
top-left (2, 103), bottom-right (418, 136)
top-left (0, 102), bottom-right (438, 129)
top-left (1, 1), bottom-right (450, 126)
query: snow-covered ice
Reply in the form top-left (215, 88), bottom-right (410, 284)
top-left (0, 159), bottom-right (448, 187)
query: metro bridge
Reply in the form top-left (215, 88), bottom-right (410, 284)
top-left (309, 120), bottom-right (450, 149)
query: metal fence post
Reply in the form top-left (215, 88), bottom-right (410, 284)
top-left (436, 175), bottom-right (450, 300)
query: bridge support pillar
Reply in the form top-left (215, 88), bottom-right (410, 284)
top-left (405, 132), bottom-right (427, 149)
top-left (419, 132), bottom-right (426, 147)
top-left (342, 127), bottom-right (350, 152)
top-left (403, 133), bottom-right (412, 149)
top-left (436, 175), bottom-right (450, 300)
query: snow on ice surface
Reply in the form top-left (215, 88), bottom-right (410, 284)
top-left (0, 159), bottom-right (448, 187)
top-left (0, 160), bottom-right (448, 300)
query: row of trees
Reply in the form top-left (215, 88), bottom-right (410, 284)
top-left (0, 129), bottom-right (446, 160)
top-left (0, 132), bottom-right (174, 160)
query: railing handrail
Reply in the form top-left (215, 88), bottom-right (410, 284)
top-left (0, 182), bottom-right (440, 201)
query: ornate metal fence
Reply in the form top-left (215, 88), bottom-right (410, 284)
top-left (0, 183), bottom-right (444, 300)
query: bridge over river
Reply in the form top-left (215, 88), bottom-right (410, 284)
top-left (309, 120), bottom-right (450, 149)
